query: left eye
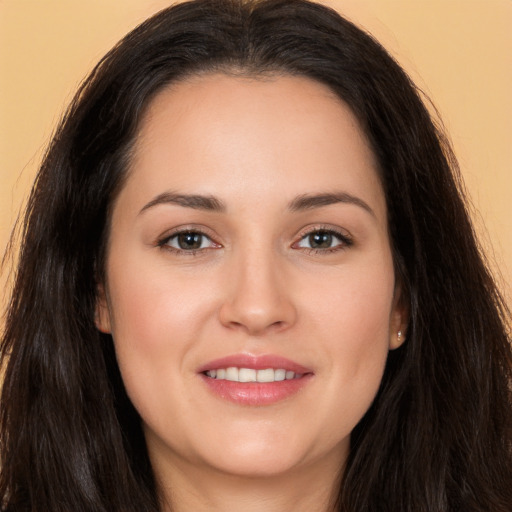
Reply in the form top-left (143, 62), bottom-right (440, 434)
top-left (296, 230), bottom-right (346, 250)
top-left (164, 231), bottom-right (214, 251)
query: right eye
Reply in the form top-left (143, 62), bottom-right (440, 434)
top-left (160, 231), bottom-right (218, 253)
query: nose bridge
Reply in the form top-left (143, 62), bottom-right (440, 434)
top-left (219, 238), bottom-right (296, 334)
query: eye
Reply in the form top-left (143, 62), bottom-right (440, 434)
top-left (294, 229), bottom-right (352, 252)
top-left (160, 230), bottom-right (218, 253)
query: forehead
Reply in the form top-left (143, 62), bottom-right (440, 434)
top-left (120, 73), bottom-right (385, 221)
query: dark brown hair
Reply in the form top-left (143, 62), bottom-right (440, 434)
top-left (1, 1), bottom-right (511, 510)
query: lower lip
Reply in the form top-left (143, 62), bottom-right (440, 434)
top-left (200, 374), bottom-right (313, 406)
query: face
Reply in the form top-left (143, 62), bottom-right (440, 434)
top-left (96, 74), bottom-right (406, 484)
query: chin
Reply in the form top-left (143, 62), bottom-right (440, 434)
top-left (195, 430), bottom-right (346, 480)
top-left (204, 451), bottom-right (305, 479)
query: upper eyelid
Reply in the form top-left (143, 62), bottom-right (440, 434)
top-left (294, 224), bottom-right (352, 240)
top-left (157, 225), bottom-right (218, 243)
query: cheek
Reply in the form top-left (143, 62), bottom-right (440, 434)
top-left (108, 260), bottom-right (213, 345)
top-left (303, 260), bottom-right (394, 430)
top-left (104, 264), bottom-right (217, 411)
top-left (306, 254), bottom-right (394, 346)
top-left (328, 270), bottom-right (393, 367)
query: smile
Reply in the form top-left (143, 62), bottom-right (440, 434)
top-left (204, 367), bottom-right (302, 382)
top-left (198, 355), bottom-right (313, 405)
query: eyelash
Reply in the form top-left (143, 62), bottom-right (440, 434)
top-left (157, 226), bottom-right (353, 256)
top-left (157, 228), bottom-right (219, 256)
top-left (293, 226), bottom-right (353, 254)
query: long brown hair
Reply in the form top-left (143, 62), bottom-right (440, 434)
top-left (1, 1), bottom-right (511, 510)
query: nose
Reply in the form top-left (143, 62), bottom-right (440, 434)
top-left (218, 249), bottom-right (297, 336)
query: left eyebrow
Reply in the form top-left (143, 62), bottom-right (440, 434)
top-left (288, 192), bottom-right (375, 217)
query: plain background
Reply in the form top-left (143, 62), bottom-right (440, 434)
top-left (1, 0), bottom-right (511, 314)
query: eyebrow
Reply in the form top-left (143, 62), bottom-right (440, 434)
top-left (288, 192), bottom-right (375, 217)
top-left (139, 190), bottom-right (374, 217)
top-left (139, 192), bottom-right (226, 214)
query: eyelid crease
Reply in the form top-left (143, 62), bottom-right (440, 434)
top-left (294, 224), bottom-right (353, 241)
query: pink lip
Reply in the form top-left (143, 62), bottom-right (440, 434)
top-left (197, 354), bottom-right (312, 374)
top-left (198, 354), bottom-right (313, 406)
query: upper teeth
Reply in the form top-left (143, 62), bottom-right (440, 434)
top-left (205, 367), bottom-right (300, 383)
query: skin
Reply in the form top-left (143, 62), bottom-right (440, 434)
top-left (96, 73), bottom-right (407, 512)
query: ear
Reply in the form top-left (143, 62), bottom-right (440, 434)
top-left (95, 283), bottom-right (112, 334)
top-left (389, 282), bottom-right (409, 350)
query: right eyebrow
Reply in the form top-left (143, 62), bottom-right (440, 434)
top-left (139, 192), bottom-right (226, 215)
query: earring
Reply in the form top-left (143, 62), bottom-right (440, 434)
top-left (397, 330), bottom-right (404, 343)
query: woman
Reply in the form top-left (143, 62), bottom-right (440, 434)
top-left (1, 0), bottom-right (510, 510)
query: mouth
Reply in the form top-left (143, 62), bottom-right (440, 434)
top-left (198, 354), bottom-right (313, 406)
top-left (204, 367), bottom-right (303, 382)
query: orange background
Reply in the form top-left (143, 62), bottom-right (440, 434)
top-left (1, 0), bottom-right (511, 311)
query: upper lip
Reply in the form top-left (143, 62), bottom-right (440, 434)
top-left (197, 354), bottom-right (313, 374)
